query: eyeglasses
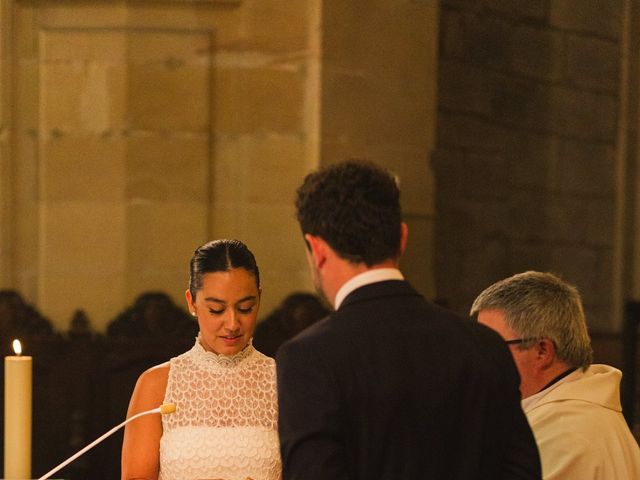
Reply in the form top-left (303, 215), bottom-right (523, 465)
top-left (504, 338), bottom-right (538, 345)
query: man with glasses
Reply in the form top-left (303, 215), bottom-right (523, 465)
top-left (472, 271), bottom-right (640, 479)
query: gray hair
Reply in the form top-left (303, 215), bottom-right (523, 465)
top-left (470, 271), bottom-right (593, 370)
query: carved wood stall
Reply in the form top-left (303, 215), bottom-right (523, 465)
top-left (0, 291), bottom-right (197, 479)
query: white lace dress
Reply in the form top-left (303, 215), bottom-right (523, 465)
top-left (159, 339), bottom-right (281, 480)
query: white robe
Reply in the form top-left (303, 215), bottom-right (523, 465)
top-left (523, 364), bottom-right (640, 480)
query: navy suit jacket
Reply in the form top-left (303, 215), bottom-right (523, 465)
top-left (276, 280), bottom-right (541, 479)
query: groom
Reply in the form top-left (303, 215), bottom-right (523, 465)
top-left (276, 159), bottom-right (541, 479)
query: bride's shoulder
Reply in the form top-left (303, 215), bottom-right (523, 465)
top-left (136, 362), bottom-right (170, 393)
top-left (128, 362), bottom-right (170, 414)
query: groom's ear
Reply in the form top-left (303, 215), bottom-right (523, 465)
top-left (304, 234), bottom-right (327, 268)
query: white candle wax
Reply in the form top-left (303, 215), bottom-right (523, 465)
top-left (4, 340), bottom-right (32, 480)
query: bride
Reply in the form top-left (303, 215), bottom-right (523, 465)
top-left (121, 239), bottom-right (281, 480)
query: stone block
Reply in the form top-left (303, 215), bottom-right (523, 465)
top-left (320, 1), bottom-right (437, 149)
top-left (458, 237), bottom-right (510, 304)
top-left (16, 61), bottom-right (39, 131)
top-left (509, 242), bottom-right (552, 274)
top-left (464, 14), bottom-right (515, 70)
top-left (321, 139), bottom-right (434, 216)
top-left (384, 153), bottom-right (435, 217)
top-left (433, 224), bottom-right (464, 310)
top-left (437, 112), bottom-right (511, 152)
top-left (322, 67), bottom-right (432, 148)
top-left (125, 200), bottom-right (208, 300)
top-left (462, 198), bottom-right (510, 243)
top-left (584, 306), bottom-right (612, 333)
top-left (211, 201), bottom-right (308, 316)
top-left (0, 140), bottom-right (10, 287)
top-left (125, 133), bottom-right (209, 202)
top-left (401, 215), bottom-right (436, 299)
top-left (213, 133), bottom-right (308, 206)
top-left (592, 247), bottom-right (614, 306)
top-left (436, 195), bottom-right (509, 258)
top-left (245, 0), bottom-right (313, 52)
top-left (128, 64), bottom-right (210, 132)
top-left (434, 149), bottom-right (508, 203)
top-left (440, 0), bottom-right (483, 9)
top-left (464, 152), bottom-right (509, 199)
top-left (259, 270), bottom-right (314, 322)
top-left (438, 61), bottom-right (493, 116)
top-left (585, 198), bottom-right (615, 247)
top-left (546, 194), bottom-right (589, 243)
top-left (555, 139), bottom-right (615, 195)
top-left (440, 8), bottom-right (466, 60)
top-left (510, 25), bottom-right (565, 82)
top-left (239, 203), bottom-right (303, 274)
top-left (550, 0), bottom-right (623, 39)
top-left (40, 135), bottom-right (126, 202)
top-left (39, 201), bottom-right (127, 330)
top-left (549, 245), bottom-right (600, 301)
top-left (40, 270), bottom-right (125, 332)
top-left (485, 0), bottom-right (548, 20)
top-left (40, 201), bottom-right (126, 271)
top-left (214, 66), bottom-right (305, 135)
top-left (127, 31), bottom-right (212, 132)
top-left (14, 6), bottom-right (37, 59)
top-left (35, 2), bottom-right (127, 29)
top-left (41, 60), bottom-right (127, 134)
top-left (432, 148), bottom-right (466, 201)
top-left (323, 1), bottom-right (437, 73)
top-left (506, 132), bottom-right (558, 189)
top-left (41, 30), bottom-right (126, 62)
top-left (127, 30), bottom-right (212, 64)
top-left (39, 29), bottom-right (128, 135)
top-left (489, 75), bottom-right (551, 128)
top-left (548, 86), bottom-right (617, 141)
top-left (566, 34), bottom-right (620, 92)
top-left (509, 190), bottom-right (549, 241)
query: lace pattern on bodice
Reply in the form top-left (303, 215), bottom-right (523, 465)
top-left (159, 338), bottom-right (281, 480)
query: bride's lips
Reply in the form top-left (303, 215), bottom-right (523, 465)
top-left (221, 335), bottom-right (242, 345)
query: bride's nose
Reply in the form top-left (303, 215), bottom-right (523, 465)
top-left (223, 310), bottom-right (240, 331)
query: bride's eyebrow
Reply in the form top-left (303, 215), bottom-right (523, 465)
top-left (203, 297), bottom-right (226, 303)
top-left (203, 295), bottom-right (258, 304)
top-left (238, 295), bottom-right (258, 302)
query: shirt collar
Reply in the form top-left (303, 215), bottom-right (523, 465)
top-left (521, 367), bottom-right (583, 412)
top-left (334, 268), bottom-right (404, 309)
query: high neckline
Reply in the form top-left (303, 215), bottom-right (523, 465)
top-left (190, 336), bottom-right (255, 368)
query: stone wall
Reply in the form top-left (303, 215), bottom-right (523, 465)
top-left (320, 1), bottom-right (439, 298)
top-left (1, 0), bottom-right (321, 330)
top-left (0, 1), bottom-right (439, 331)
top-left (435, 0), bottom-right (625, 331)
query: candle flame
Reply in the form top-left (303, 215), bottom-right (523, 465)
top-left (12, 339), bottom-right (22, 356)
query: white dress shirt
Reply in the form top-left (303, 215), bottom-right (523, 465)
top-left (334, 268), bottom-right (404, 309)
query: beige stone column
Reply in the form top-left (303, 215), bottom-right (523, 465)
top-left (319, 1), bottom-right (439, 299)
top-left (0, 0), bottom-right (12, 288)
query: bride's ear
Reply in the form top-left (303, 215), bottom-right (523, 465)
top-left (185, 289), bottom-right (195, 315)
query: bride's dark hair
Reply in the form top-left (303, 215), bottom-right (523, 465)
top-left (188, 239), bottom-right (260, 300)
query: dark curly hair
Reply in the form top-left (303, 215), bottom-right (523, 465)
top-left (295, 159), bottom-right (402, 266)
top-left (188, 239), bottom-right (260, 300)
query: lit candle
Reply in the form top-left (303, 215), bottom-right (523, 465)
top-left (4, 339), bottom-right (32, 479)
